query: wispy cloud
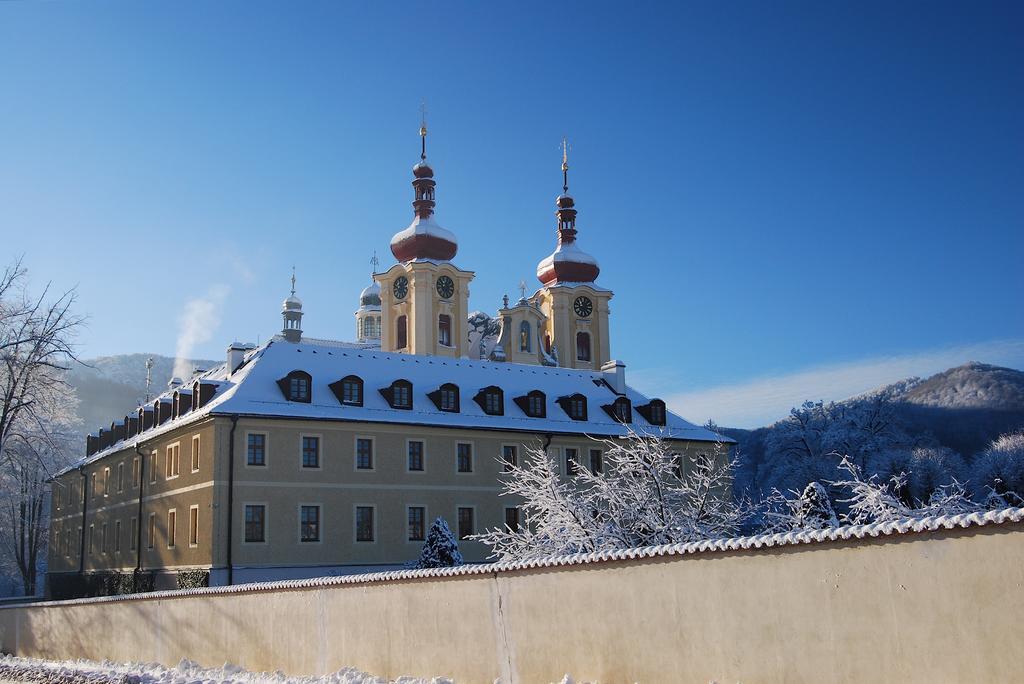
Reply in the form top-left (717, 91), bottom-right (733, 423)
top-left (666, 339), bottom-right (1024, 429)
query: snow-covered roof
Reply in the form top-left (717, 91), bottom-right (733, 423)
top-left (16, 507), bottom-right (1024, 607)
top-left (57, 336), bottom-right (727, 477)
top-left (390, 215), bottom-right (458, 250)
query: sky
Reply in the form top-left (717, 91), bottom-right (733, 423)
top-left (1, 2), bottom-right (1022, 427)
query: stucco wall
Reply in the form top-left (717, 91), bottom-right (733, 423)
top-left (5, 519), bottom-right (1023, 683)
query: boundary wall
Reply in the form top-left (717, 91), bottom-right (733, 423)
top-left (2, 508), bottom-right (1023, 683)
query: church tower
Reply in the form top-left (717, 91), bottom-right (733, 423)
top-left (376, 118), bottom-right (475, 357)
top-left (281, 269), bottom-right (303, 343)
top-left (355, 256), bottom-right (382, 344)
top-left (532, 141), bottom-right (612, 369)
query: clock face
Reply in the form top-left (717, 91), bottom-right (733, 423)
top-left (573, 296), bottom-right (593, 318)
top-left (393, 276), bottom-right (409, 300)
top-left (436, 275), bottom-right (455, 299)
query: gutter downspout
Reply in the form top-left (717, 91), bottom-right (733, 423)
top-left (226, 415), bottom-right (239, 586)
top-left (77, 467), bottom-right (88, 574)
top-left (134, 443), bottom-right (146, 576)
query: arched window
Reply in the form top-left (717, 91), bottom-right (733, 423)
top-left (380, 379), bottom-right (413, 409)
top-left (519, 321), bottom-right (532, 352)
top-left (429, 383), bottom-right (460, 412)
top-left (396, 315), bottom-right (408, 349)
top-left (514, 390), bottom-right (546, 418)
top-left (603, 397), bottom-right (633, 424)
top-left (474, 386), bottom-right (504, 416)
top-left (277, 370), bottom-right (312, 403)
top-left (438, 314), bottom-right (452, 347)
top-left (636, 399), bottom-right (667, 426)
top-left (330, 375), bottom-right (364, 406)
top-left (557, 393), bottom-right (588, 421)
top-left (545, 334), bottom-right (552, 354)
top-left (576, 332), bottom-right (591, 362)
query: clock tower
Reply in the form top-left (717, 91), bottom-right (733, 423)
top-left (532, 142), bottom-right (612, 370)
top-left (377, 121), bottom-right (474, 357)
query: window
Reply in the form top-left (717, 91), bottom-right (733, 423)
top-left (103, 468), bottom-right (110, 496)
top-left (114, 520), bottom-right (121, 553)
top-left (278, 370), bottom-right (312, 403)
top-left (55, 487), bottom-right (61, 510)
top-left (408, 506), bottom-right (425, 541)
top-left (302, 436), bottom-right (320, 468)
top-left (130, 517), bottom-right (138, 551)
top-left (576, 332), bottom-right (591, 362)
top-left (502, 445), bottom-right (518, 472)
top-left (356, 438), bottom-right (374, 470)
top-left (515, 390), bottom-right (546, 418)
top-left (189, 506), bottom-right (199, 547)
top-left (101, 523), bottom-right (108, 553)
top-left (244, 505), bottom-right (266, 543)
top-left (505, 507), bottom-right (520, 533)
top-left (603, 397), bottom-right (632, 424)
top-left (382, 379), bottom-right (413, 409)
top-left (166, 443), bottom-right (180, 478)
top-left (117, 463), bottom-right (124, 492)
top-left (355, 506), bottom-right (374, 542)
top-left (88, 473), bottom-right (95, 499)
top-left (408, 440), bottom-right (424, 471)
top-left (331, 375), bottom-right (363, 406)
top-left (457, 443), bottom-right (473, 473)
top-left (474, 386), bottom-right (504, 416)
top-left (149, 451), bottom-right (157, 484)
top-left (589, 449), bottom-right (603, 475)
top-left (147, 513), bottom-right (156, 549)
top-left (247, 433), bottom-right (266, 466)
top-left (457, 507), bottom-right (474, 540)
top-left (300, 505), bottom-right (320, 542)
top-left (565, 448), bottom-right (579, 476)
top-left (132, 457), bottom-right (140, 488)
top-left (637, 399), bottom-right (667, 426)
top-left (396, 315), bottom-right (408, 349)
top-left (429, 383), bottom-right (459, 412)
top-left (558, 394), bottom-right (588, 421)
top-left (167, 509), bottom-right (177, 548)
top-left (519, 321), bottom-right (532, 352)
top-left (191, 435), bottom-right (201, 472)
top-left (438, 314), bottom-right (452, 347)
top-left (64, 529), bottom-right (71, 557)
top-left (88, 525), bottom-right (94, 555)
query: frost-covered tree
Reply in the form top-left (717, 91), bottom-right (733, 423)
top-left (915, 480), bottom-right (981, 517)
top-left (475, 432), bottom-right (749, 562)
top-left (413, 517), bottom-right (464, 569)
top-left (466, 311), bottom-right (501, 360)
top-left (970, 431), bottom-right (1024, 506)
top-left (761, 481), bottom-right (839, 533)
top-left (832, 457), bottom-right (912, 525)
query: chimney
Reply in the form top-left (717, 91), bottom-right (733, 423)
top-left (601, 360), bottom-right (627, 395)
top-left (227, 342), bottom-right (248, 374)
top-left (168, 377), bottom-right (183, 391)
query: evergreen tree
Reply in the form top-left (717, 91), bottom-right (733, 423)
top-left (415, 517), bottom-right (464, 569)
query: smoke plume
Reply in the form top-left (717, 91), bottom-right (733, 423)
top-left (173, 284), bottom-right (230, 379)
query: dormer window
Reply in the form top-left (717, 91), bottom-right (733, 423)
top-left (603, 397), bottom-right (633, 424)
top-left (429, 383), bottom-right (460, 412)
top-left (636, 399), bottom-right (667, 426)
top-left (277, 370), bottom-right (312, 403)
top-left (557, 393), bottom-right (588, 421)
top-left (513, 390), bottom-right (547, 418)
top-left (380, 379), bottom-right (413, 410)
top-left (330, 375), bottom-right (364, 406)
top-left (474, 386), bottom-right (504, 416)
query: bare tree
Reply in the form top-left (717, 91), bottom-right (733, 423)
top-left (0, 258), bottom-right (83, 594)
top-left (475, 431), bottom-right (749, 562)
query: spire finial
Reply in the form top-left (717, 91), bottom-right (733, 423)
top-left (518, 279), bottom-right (527, 301)
top-left (370, 250), bottom-right (380, 276)
top-left (290, 265), bottom-right (296, 296)
top-left (419, 101), bottom-right (428, 160)
top-left (561, 137), bottom-right (570, 193)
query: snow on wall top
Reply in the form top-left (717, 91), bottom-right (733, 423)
top-left (16, 506), bottom-right (1024, 608)
top-left (56, 335), bottom-right (727, 477)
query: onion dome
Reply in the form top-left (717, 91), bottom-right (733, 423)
top-left (536, 141), bottom-right (600, 285)
top-left (390, 121), bottom-right (458, 262)
top-left (359, 282), bottom-right (382, 309)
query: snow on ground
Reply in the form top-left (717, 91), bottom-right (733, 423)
top-left (0, 656), bottom-right (454, 684)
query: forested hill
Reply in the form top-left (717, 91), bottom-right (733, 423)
top-left (68, 354), bottom-right (217, 437)
top-left (725, 362), bottom-right (1024, 499)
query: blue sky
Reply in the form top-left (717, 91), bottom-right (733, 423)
top-left (2, 2), bottom-right (1022, 426)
